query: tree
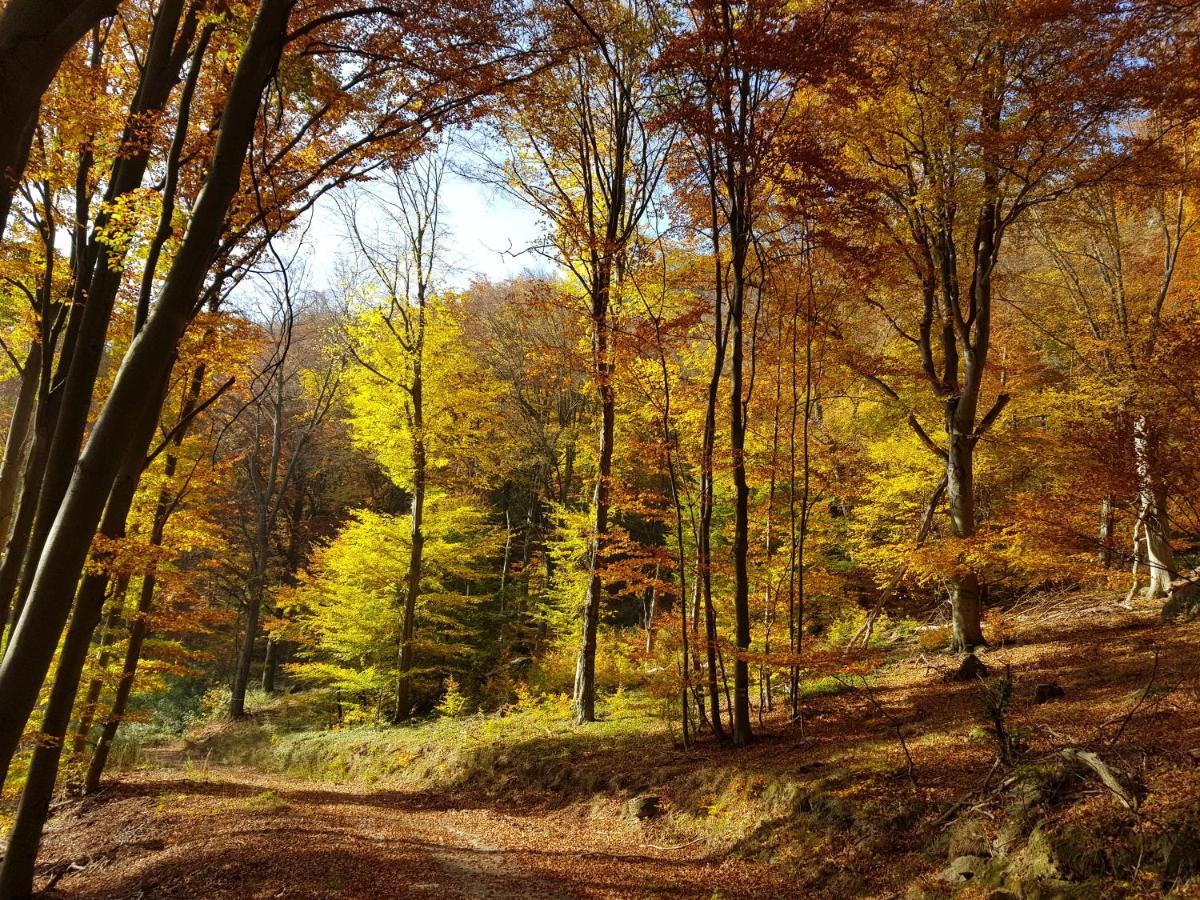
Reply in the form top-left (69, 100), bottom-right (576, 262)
top-left (836, 0), bottom-right (1147, 651)
top-left (338, 148), bottom-right (449, 721)
top-left (229, 282), bottom-right (341, 720)
top-left (492, 0), bottom-right (670, 723)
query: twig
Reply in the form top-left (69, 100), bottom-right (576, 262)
top-left (837, 674), bottom-right (918, 788)
top-left (640, 837), bottom-right (703, 851)
top-left (1101, 650), bottom-right (1160, 749)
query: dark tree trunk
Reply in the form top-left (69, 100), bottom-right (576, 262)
top-left (0, 370), bottom-right (167, 888)
top-left (1098, 494), bottom-right (1115, 567)
top-left (70, 592), bottom-right (123, 755)
top-left (0, 0), bottom-right (119, 238)
top-left (573, 276), bottom-right (613, 725)
top-left (0, 340), bottom-right (39, 550)
top-left (729, 234), bottom-right (752, 748)
top-left (0, 417), bottom-right (49, 637)
top-left (230, 568), bottom-right (264, 719)
top-left (0, 0), bottom-right (293, 794)
top-left (262, 638), bottom-right (279, 693)
top-left (10, 0), bottom-right (195, 633)
top-left (395, 439), bottom-right (425, 722)
top-left (946, 414), bottom-right (985, 651)
top-left (85, 560), bottom-right (159, 793)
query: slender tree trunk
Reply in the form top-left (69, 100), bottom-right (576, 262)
top-left (395, 434), bottom-right (425, 722)
top-left (231, 560), bottom-right (266, 719)
top-left (0, 0), bottom-right (293, 789)
top-left (1133, 415), bottom-right (1174, 598)
top-left (0, 420), bottom-right (48, 638)
top-left (85, 561), bottom-right (159, 793)
top-left (84, 365), bottom-right (217, 789)
top-left (0, 371), bottom-right (167, 884)
top-left (946, 417), bottom-right (985, 651)
top-left (0, 340), bottom-right (39, 550)
top-left (729, 230), bottom-right (752, 748)
top-left (698, 168), bottom-right (726, 742)
top-left (644, 560), bottom-right (660, 654)
top-left (1098, 494), bottom-right (1115, 567)
top-left (574, 277), bottom-right (614, 725)
top-left (262, 638), bottom-right (278, 693)
top-left (10, 0), bottom-right (194, 632)
top-left (70, 591), bottom-right (123, 755)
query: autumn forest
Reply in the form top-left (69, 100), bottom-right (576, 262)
top-left (0, 0), bottom-right (1199, 897)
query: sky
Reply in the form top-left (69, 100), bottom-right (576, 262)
top-left (302, 161), bottom-right (550, 295)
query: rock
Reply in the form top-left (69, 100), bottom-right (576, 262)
top-left (1162, 578), bottom-right (1200, 623)
top-left (627, 794), bottom-right (661, 820)
top-left (947, 652), bottom-right (989, 682)
top-left (1032, 682), bottom-right (1065, 704)
top-left (939, 854), bottom-right (988, 884)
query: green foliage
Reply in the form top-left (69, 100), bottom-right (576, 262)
top-left (435, 676), bottom-right (469, 717)
top-left (285, 496), bottom-right (503, 716)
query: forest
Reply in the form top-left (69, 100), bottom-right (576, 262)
top-left (0, 0), bottom-right (1199, 897)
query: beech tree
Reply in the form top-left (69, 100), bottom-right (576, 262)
top-left (492, 0), bottom-right (670, 723)
top-left (837, 0), bottom-right (1149, 651)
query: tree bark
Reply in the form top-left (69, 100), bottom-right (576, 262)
top-left (729, 245), bottom-right (752, 748)
top-left (946, 404), bottom-right (985, 651)
top-left (230, 564), bottom-right (265, 718)
top-left (0, 340), bottom-right (39, 554)
top-left (262, 638), bottom-right (279, 693)
top-left (0, 0), bottom-right (293, 789)
top-left (395, 439), bottom-right (425, 722)
top-left (573, 287), bottom-right (613, 724)
top-left (1133, 415), bottom-right (1174, 598)
top-left (1098, 494), bottom-right (1115, 567)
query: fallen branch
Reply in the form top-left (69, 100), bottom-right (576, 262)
top-left (640, 837), bottom-right (703, 851)
top-left (1060, 748), bottom-right (1137, 811)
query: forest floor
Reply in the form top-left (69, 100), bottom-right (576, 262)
top-left (29, 590), bottom-right (1200, 898)
top-left (35, 765), bottom-right (787, 898)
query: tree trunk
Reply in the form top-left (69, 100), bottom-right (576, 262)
top-left (946, 412), bottom-right (985, 651)
top-left (85, 563), bottom-right (157, 793)
top-left (262, 638), bottom-right (278, 693)
top-left (1098, 494), bottom-right (1115, 567)
top-left (0, 403), bottom-right (50, 636)
top-left (729, 233), bottom-right (752, 748)
top-left (230, 565), bottom-right (265, 719)
top-left (394, 439), bottom-right (425, 723)
top-left (70, 594), bottom-right (122, 755)
top-left (1133, 415), bottom-right (1174, 598)
top-left (0, 0), bottom-right (119, 238)
top-left (9, 0), bottom-right (193, 631)
top-left (394, 282), bottom-right (427, 723)
top-left (0, 372), bottom-right (165, 885)
top-left (0, 340), bottom-right (39, 551)
top-left (0, 0), bottom-right (293, 788)
top-left (574, 280), bottom-right (613, 725)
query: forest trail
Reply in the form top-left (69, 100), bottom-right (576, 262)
top-left (36, 767), bottom-right (782, 899)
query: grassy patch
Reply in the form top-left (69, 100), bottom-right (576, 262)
top-left (179, 690), bottom-right (671, 799)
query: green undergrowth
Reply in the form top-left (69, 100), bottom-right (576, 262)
top-left (175, 689), bottom-right (676, 800)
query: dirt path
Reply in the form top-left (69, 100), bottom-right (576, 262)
top-left (37, 767), bottom-right (783, 899)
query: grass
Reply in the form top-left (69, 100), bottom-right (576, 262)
top-left (179, 689), bottom-right (673, 796)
